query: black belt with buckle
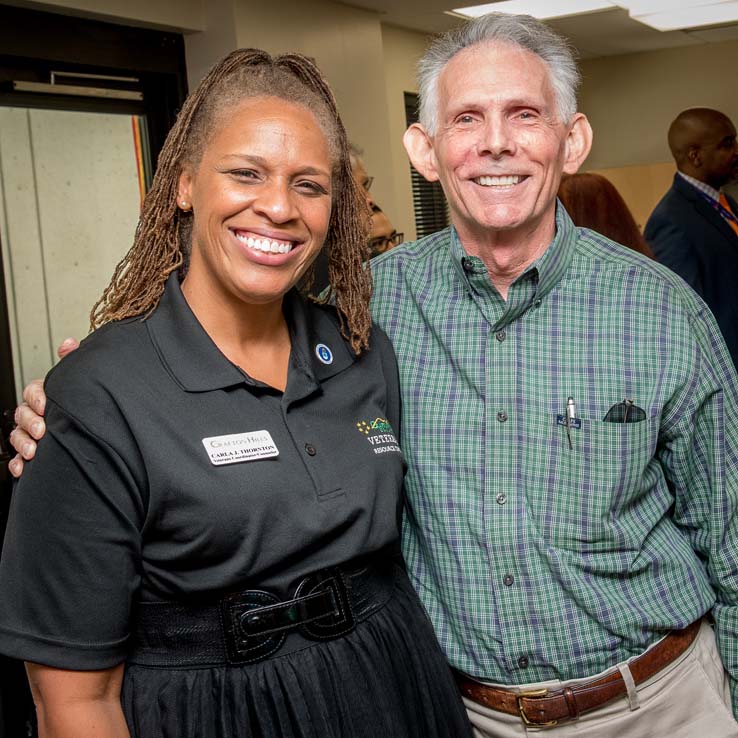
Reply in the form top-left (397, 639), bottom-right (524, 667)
top-left (129, 559), bottom-right (398, 667)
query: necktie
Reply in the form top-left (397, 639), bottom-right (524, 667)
top-left (718, 193), bottom-right (738, 238)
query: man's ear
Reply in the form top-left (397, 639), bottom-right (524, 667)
top-left (562, 113), bottom-right (593, 175)
top-left (687, 145), bottom-right (702, 168)
top-left (403, 123), bottom-right (440, 183)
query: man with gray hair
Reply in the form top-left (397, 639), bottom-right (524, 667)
top-left (9, 12), bottom-right (738, 736)
top-left (370, 12), bottom-right (738, 736)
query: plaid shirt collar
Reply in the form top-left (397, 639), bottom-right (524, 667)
top-left (448, 201), bottom-right (578, 317)
top-left (678, 171), bottom-right (721, 202)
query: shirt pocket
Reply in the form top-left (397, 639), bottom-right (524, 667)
top-left (523, 412), bottom-right (660, 552)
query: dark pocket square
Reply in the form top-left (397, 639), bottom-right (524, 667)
top-left (603, 400), bottom-right (646, 423)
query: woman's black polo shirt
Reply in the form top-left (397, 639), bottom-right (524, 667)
top-left (0, 274), bottom-right (405, 669)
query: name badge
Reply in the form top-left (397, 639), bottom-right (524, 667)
top-left (202, 430), bottom-right (279, 466)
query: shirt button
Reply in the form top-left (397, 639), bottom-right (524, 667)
top-left (533, 299), bottom-right (542, 309)
top-left (497, 411), bottom-right (508, 423)
top-left (503, 574), bottom-right (514, 586)
top-left (495, 330), bottom-right (506, 342)
top-left (496, 492), bottom-right (507, 505)
top-left (305, 443), bottom-right (317, 456)
top-left (518, 656), bottom-right (529, 669)
top-left (462, 257), bottom-right (474, 272)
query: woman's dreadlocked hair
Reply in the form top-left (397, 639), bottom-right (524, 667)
top-left (90, 49), bottom-right (373, 353)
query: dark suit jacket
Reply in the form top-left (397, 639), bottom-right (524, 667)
top-left (645, 173), bottom-right (738, 367)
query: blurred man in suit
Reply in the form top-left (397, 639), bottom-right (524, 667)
top-left (645, 107), bottom-right (738, 366)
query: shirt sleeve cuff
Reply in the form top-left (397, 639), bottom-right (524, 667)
top-left (0, 625), bottom-right (128, 670)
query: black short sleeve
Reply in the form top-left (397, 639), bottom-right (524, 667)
top-left (0, 398), bottom-right (144, 669)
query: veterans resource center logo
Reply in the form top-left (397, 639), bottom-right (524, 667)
top-left (356, 417), bottom-right (401, 455)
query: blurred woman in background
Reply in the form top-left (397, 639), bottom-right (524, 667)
top-left (558, 172), bottom-right (654, 257)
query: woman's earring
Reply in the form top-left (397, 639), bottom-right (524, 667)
top-left (179, 200), bottom-right (191, 211)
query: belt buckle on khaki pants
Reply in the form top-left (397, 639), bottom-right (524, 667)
top-left (516, 688), bottom-right (558, 727)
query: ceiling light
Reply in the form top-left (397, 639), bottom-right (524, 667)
top-left (620, 0), bottom-right (722, 12)
top-left (450, 0), bottom-right (615, 21)
top-left (449, 0), bottom-right (738, 32)
top-left (631, 0), bottom-right (738, 28)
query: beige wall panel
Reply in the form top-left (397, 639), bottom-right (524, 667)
top-left (233, 0), bottom-right (397, 237)
top-left (381, 24), bottom-right (433, 242)
top-left (586, 162), bottom-right (675, 231)
top-left (580, 39), bottom-right (738, 171)
top-left (5, 0), bottom-right (204, 31)
top-left (0, 108), bottom-right (51, 396)
top-left (184, 0), bottom-right (239, 87)
top-left (28, 109), bottom-right (140, 360)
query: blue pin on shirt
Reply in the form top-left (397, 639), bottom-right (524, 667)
top-left (315, 343), bottom-right (333, 365)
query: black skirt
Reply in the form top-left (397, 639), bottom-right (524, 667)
top-left (121, 568), bottom-right (473, 738)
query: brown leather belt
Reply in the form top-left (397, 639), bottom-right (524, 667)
top-left (454, 620), bottom-right (701, 728)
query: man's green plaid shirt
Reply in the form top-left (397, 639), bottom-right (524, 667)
top-left (370, 206), bottom-right (738, 714)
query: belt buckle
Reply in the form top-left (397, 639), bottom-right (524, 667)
top-left (516, 688), bottom-right (558, 727)
top-left (220, 589), bottom-right (285, 664)
top-left (296, 567), bottom-right (355, 640)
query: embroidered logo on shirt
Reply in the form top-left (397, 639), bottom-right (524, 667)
top-left (315, 343), bottom-right (333, 365)
top-left (355, 417), bottom-right (401, 455)
top-left (202, 430), bottom-right (279, 466)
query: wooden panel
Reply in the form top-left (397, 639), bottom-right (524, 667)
top-left (585, 162), bottom-right (675, 232)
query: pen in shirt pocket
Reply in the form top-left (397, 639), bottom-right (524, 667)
top-left (556, 396), bottom-right (581, 449)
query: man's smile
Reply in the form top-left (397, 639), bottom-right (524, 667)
top-left (474, 174), bottom-right (527, 187)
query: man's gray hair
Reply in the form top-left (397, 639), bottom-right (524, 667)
top-left (417, 13), bottom-right (580, 134)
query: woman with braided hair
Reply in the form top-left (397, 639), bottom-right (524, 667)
top-left (0, 50), bottom-right (472, 738)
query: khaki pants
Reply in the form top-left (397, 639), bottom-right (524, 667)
top-left (464, 622), bottom-right (738, 737)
